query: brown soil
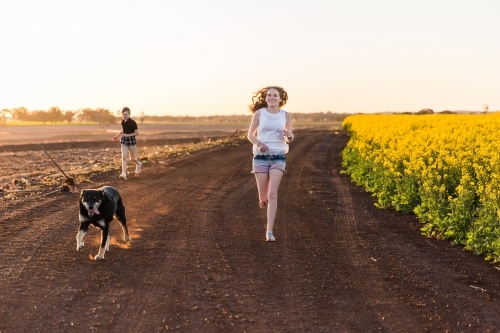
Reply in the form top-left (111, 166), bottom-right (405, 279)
top-left (1, 130), bottom-right (499, 332)
top-left (0, 134), bottom-right (241, 195)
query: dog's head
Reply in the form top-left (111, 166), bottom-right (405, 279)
top-left (80, 189), bottom-right (104, 217)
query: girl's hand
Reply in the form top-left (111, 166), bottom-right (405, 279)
top-left (257, 142), bottom-right (269, 152)
top-left (283, 130), bottom-right (293, 141)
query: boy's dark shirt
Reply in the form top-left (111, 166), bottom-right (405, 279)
top-left (120, 118), bottom-right (138, 146)
top-left (122, 118), bottom-right (138, 134)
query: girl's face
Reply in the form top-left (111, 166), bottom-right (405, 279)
top-left (122, 111), bottom-right (130, 121)
top-left (265, 88), bottom-right (282, 108)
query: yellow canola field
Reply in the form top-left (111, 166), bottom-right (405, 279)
top-left (342, 113), bottom-right (500, 262)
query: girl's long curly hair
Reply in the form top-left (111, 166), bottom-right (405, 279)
top-left (248, 86), bottom-right (288, 113)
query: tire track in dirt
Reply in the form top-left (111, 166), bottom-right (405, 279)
top-left (317, 133), bottom-right (412, 330)
top-left (122, 178), bottom-right (225, 332)
top-left (274, 131), bottom-right (403, 332)
top-left (112, 187), bottom-right (187, 332)
top-left (175, 168), bottom-right (258, 332)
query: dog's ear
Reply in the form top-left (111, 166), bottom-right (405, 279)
top-left (98, 189), bottom-right (105, 199)
top-left (79, 190), bottom-right (86, 206)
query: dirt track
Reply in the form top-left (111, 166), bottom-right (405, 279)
top-left (1, 130), bottom-right (500, 332)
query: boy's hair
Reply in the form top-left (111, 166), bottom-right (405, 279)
top-left (122, 107), bottom-right (130, 114)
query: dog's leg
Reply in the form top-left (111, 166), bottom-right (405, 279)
top-left (77, 219), bottom-right (90, 251)
top-left (122, 225), bottom-right (131, 242)
top-left (105, 234), bottom-right (110, 252)
top-left (115, 205), bottom-right (131, 242)
top-left (119, 222), bottom-right (130, 242)
top-left (95, 226), bottom-right (109, 260)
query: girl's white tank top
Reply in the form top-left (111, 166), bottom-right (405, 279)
top-left (253, 108), bottom-right (289, 156)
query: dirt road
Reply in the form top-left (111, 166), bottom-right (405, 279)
top-left (1, 130), bottom-right (499, 332)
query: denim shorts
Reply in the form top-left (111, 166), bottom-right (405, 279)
top-left (251, 154), bottom-right (286, 173)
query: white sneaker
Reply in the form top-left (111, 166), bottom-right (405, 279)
top-left (266, 231), bottom-right (275, 242)
top-left (119, 173), bottom-right (127, 180)
top-left (135, 162), bottom-right (143, 174)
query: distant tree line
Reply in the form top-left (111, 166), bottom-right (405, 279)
top-left (142, 115), bottom-right (250, 123)
top-left (144, 111), bottom-right (349, 123)
top-left (1, 107), bottom-right (116, 125)
top-left (401, 109), bottom-right (456, 115)
top-left (0, 107), bottom-right (350, 125)
top-left (292, 112), bottom-right (349, 122)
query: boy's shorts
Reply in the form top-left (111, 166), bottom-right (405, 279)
top-left (251, 154), bottom-right (286, 173)
top-left (121, 144), bottom-right (137, 156)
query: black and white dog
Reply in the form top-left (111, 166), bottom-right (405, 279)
top-left (78, 186), bottom-right (130, 260)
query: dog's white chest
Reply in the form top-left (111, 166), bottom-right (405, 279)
top-left (94, 219), bottom-right (106, 228)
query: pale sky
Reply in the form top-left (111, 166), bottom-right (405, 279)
top-left (1, 0), bottom-right (499, 116)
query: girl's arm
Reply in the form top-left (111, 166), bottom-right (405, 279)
top-left (247, 110), bottom-right (268, 152)
top-left (283, 112), bottom-right (294, 143)
top-left (247, 111), bottom-right (260, 145)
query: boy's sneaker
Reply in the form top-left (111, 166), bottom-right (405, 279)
top-left (119, 173), bottom-right (127, 180)
top-left (135, 162), bottom-right (143, 174)
top-left (266, 231), bottom-right (275, 242)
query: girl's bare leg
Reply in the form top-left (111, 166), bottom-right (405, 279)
top-left (266, 169), bottom-right (284, 233)
top-left (255, 172), bottom-right (269, 208)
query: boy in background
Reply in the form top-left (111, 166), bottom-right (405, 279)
top-left (112, 107), bottom-right (142, 180)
